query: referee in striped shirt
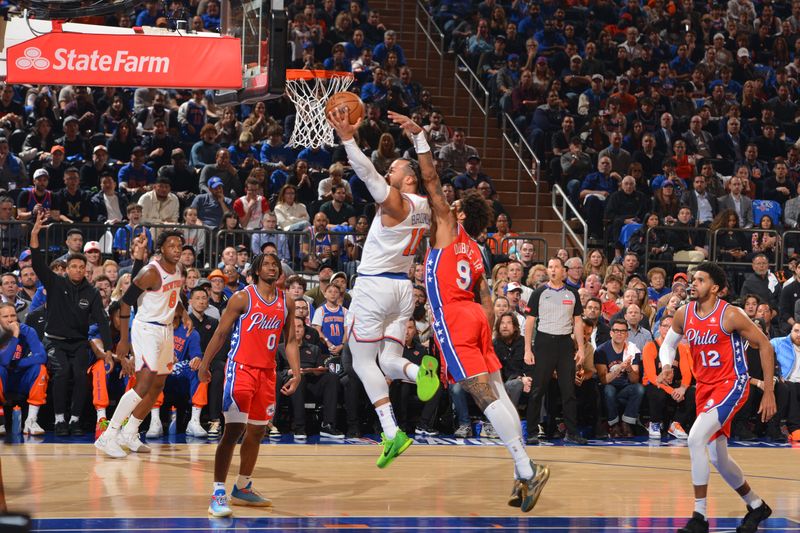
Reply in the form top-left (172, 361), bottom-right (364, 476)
top-left (523, 257), bottom-right (587, 445)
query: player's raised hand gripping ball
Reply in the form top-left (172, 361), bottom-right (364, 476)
top-left (325, 91), bottom-right (364, 125)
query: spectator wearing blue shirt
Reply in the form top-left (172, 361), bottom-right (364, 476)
top-left (323, 43), bottom-right (352, 72)
top-left (113, 204), bottom-right (153, 258)
top-left (135, 0), bottom-right (163, 27)
top-left (0, 302), bottom-right (48, 435)
top-left (467, 20), bottom-right (494, 58)
top-left (669, 44), bottom-right (695, 80)
top-left (117, 146), bottom-right (155, 199)
top-left (579, 155), bottom-right (621, 240)
top-left (517, 3), bottom-right (543, 38)
top-left (533, 19), bottom-right (566, 55)
top-left (372, 30), bottom-right (406, 65)
top-left (191, 176), bottom-right (233, 227)
top-left (344, 29), bottom-right (367, 61)
top-left (360, 68), bottom-right (389, 103)
top-left (227, 132), bottom-right (259, 173)
top-left (202, 0), bottom-right (221, 30)
top-left (189, 124), bottom-right (221, 169)
top-left (297, 146), bottom-right (332, 171)
top-left (260, 125), bottom-right (297, 174)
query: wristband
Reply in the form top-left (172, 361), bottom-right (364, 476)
top-left (412, 131), bottom-right (431, 155)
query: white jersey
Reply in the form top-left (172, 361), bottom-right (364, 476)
top-left (357, 193), bottom-right (431, 275)
top-left (135, 260), bottom-right (182, 325)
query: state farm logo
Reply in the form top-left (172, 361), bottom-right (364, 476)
top-left (15, 46), bottom-right (170, 74)
top-left (15, 48), bottom-right (50, 70)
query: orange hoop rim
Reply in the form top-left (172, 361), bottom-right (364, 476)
top-left (285, 69), bottom-right (354, 81)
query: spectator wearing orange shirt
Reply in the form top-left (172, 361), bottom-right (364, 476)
top-left (642, 316), bottom-right (695, 440)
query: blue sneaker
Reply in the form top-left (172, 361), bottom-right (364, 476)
top-left (231, 482), bottom-right (272, 507)
top-left (208, 490), bottom-right (233, 517)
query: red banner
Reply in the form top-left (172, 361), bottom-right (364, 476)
top-left (7, 31), bottom-right (242, 89)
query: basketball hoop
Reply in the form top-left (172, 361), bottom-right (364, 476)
top-left (285, 69), bottom-right (354, 149)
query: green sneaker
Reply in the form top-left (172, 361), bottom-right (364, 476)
top-left (376, 430), bottom-right (413, 469)
top-left (416, 355), bottom-right (440, 402)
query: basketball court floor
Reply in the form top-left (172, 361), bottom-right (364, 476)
top-left (4, 434), bottom-right (799, 532)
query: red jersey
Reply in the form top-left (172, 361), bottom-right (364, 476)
top-left (683, 299), bottom-right (749, 386)
top-left (227, 285), bottom-right (287, 369)
top-left (425, 224), bottom-right (484, 309)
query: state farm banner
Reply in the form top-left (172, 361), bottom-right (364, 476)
top-left (7, 31), bottom-right (242, 89)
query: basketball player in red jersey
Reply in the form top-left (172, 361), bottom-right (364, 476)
top-left (199, 252), bottom-right (301, 517)
top-left (658, 262), bottom-right (776, 533)
top-left (388, 112), bottom-right (548, 513)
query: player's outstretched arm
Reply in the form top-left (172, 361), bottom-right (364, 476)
top-left (327, 107), bottom-right (406, 220)
top-left (280, 298), bottom-right (302, 396)
top-left (727, 305), bottom-right (777, 422)
top-left (197, 290), bottom-right (247, 383)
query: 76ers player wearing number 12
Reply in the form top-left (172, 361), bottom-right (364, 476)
top-left (198, 253), bottom-right (301, 517)
top-left (658, 262), bottom-right (776, 533)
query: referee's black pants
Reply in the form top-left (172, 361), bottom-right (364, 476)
top-left (46, 338), bottom-right (91, 419)
top-left (526, 332), bottom-right (578, 435)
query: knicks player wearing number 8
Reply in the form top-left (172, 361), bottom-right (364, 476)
top-left (198, 253), bottom-right (301, 517)
top-left (657, 262), bottom-right (777, 533)
top-left (95, 230), bottom-right (186, 459)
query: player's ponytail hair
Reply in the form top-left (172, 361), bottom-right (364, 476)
top-left (459, 189), bottom-right (493, 239)
top-left (694, 261), bottom-right (727, 291)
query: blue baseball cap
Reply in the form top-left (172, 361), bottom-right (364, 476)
top-left (19, 249), bottom-right (31, 261)
top-left (207, 176), bottom-right (224, 189)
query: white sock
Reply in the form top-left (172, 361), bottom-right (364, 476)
top-left (191, 406), bottom-right (202, 423)
top-left (213, 481), bottom-right (226, 494)
top-left (27, 405), bottom-right (40, 423)
top-left (694, 497), bottom-right (707, 517)
top-left (742, 490), bottom-right (763, 509)
top-left (150, 408), bottom-right (160, 422)
top-left (69, 415), bottom-right (79, 424)
top-left (122, 415), bottom-right (143, 435)
top-left (236, 475), bottom-right (252, 488)
top-left (55, 413), bottom-right (65, 424)
top-left (108, 389), bottom-right (142, 432)
top-left (484, 400), bottom-right (533, 479)
top-left (376, 403), bottom-right (398, 439)
top-left (96, 408), bottom-right (106, 420)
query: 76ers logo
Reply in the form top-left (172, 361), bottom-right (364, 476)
top-left (246, 312), bottom-right (282, 332)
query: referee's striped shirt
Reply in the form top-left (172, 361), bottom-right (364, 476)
top-left (525, 283), bottom-right (583, 336)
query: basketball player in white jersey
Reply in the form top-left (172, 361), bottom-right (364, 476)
top-left (328, 107), bottom-right (440, 468)
top-left (95, 229), bottom-right (186, 458)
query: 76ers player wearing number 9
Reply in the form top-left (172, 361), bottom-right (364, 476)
top-left (658, 262), bottom-right (777, 533)
top-left (198, 253), bottom-right (301, 517)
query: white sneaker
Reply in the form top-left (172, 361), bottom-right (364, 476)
top-left (23, 418), bottom-right (45, 436)
top-left (648, 422), bottom-right (662, 440)
top-left (186, 419), bottom-right (208, 438)
top-left (146, 418), bottom-right (163, 438)
top-left (95, 431), bottom-right (128, 458)
top-left (668, 421), bottom-right (689, 439)
top-left (117, 430), bottom-right (152, 453)
top-left (0, 424), bottom-right (5, 436)
top-left (268, 422), bottom-right (281, 439)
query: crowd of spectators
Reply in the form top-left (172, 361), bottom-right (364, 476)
top-left (431, 0), bottom-right (800, 278)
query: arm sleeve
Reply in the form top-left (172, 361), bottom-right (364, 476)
top-left (16, 325), bottom-right (47, 368)
top-left (0, 338), bottom-right (19, 368)
top-left (342, 138), bottom-right (390, 204)
top-left (658, 327), bottom-right (683, 368)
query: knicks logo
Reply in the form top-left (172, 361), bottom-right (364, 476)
top-left (685, 329), bottom-right (718, 346)
top-left (246, 312), bottom-right (282, 332)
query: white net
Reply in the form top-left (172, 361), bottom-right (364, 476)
top-left (285, 71), bottom-right (354, 149)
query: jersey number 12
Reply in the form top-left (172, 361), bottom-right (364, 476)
top-left (699, 349), bottom-right (721, 367)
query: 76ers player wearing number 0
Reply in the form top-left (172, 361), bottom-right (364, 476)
top-left (198, 253), bottom-right (301, 517)
top-left (658, 262), bottom-right (776, 533)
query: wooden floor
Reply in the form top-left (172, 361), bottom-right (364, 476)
top-left (4, 442), bottom-right (800, 522)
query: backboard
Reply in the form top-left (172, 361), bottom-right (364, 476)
top-left (216, 0), bottom-right (287, 105)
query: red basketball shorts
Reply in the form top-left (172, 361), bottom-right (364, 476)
top-left (222, 359), bottom-right (277, 425)
top-left (430, 300), bottom-right (501, 383)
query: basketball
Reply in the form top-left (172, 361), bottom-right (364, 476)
top-left (326, 91), bottom-right (364, 125)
